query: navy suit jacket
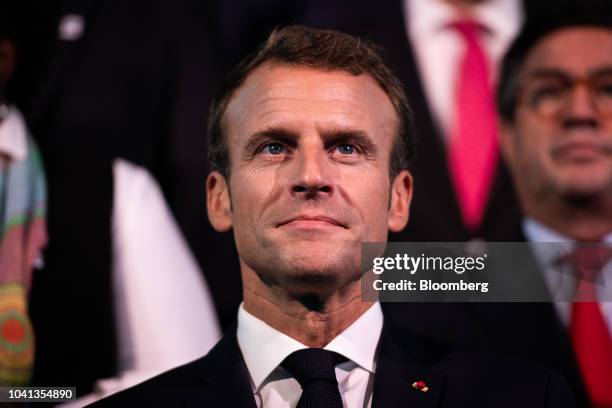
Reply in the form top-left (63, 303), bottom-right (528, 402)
top-left (382, 228), bottom-right (589, 407)
top-left (91, 317), bottom-right (577, 408)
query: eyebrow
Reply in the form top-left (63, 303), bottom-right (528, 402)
top-left (524, 69), bottom-right (570, 80)
top-left (320, 129), bottom-right (378, 155)
top-left (242, 127), bottom-right (378, 154)
top-left (590, 67), bottom-right (612, 77)
top-left (525, 66), bottom-right (612, 80)
top-left (243, 128), bottom-right (299, 154)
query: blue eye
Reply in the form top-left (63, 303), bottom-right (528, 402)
top-left (337, 144), bottom-right (355, 154)
top-left (262, 143), bottom-right (285, 155)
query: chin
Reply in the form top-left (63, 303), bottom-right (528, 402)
top-left (278, 252), bottom-right (362, 289)
top-left (555, 172), bottom-right (612, 197)
top-left (290, 256), bottom-right (359, 278)
top-left (280, 270), bottom-right (357, 302)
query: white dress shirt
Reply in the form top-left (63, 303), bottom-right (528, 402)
top-left (523, 218), bottom-right (612, 334)
top-left (404, 0), bottom-right (523, 139)
top-left (237, 302), bottom-right (383, 408)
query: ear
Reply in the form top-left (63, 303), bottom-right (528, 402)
top-left (498, 119), bottom-right (517, 171)
top-left (388, 170), bottom-right (413, 232)
top-left (206, 171), bottom-right (232, 232)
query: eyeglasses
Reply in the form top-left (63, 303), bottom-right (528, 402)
top-left (516, 71), bottom-right (612, 118)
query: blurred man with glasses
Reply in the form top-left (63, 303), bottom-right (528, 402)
top-left (497, 9), bottom-right (612, 407)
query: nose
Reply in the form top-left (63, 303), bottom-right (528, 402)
top-left (562, 83), bottom-right (599, 129)
top-left (290, 143), bottom-right (333, 199)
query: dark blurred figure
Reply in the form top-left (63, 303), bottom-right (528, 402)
top-left (496, 7), bottom-right (612, 406)
top-left (0, 7), bottom-right (47, 385)
top-left (9, 0), bottom-right (232, 396)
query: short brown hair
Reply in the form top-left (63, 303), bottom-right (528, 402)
top-left (207, 25), bottom-right (414, 179)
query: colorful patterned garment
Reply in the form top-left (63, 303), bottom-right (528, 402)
top-left (0, 107), bottom-right (47, 385)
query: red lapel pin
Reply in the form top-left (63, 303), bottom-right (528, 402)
top-left (411, 380), bottom-right (429, 392)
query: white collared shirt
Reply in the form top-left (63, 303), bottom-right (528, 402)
top-left (404, 0), bottom-right (523, 139)
top-left (523, 218), bottom-right (612, 334)
top-left (237, 302), bottom-right (383, 408)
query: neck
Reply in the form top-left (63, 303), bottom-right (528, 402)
top-left (524, 193), bottom-right (612, 242)
top-left (241, 265), bottom-right (374, 348)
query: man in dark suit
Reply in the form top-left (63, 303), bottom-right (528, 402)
top-left (92, 26), bottom-right (576, 407)
top-left (386, 8), bottom-right (612, 408)
top-left (494, 10), bottom-right (612, 407)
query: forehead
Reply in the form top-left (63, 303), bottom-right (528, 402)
top-left (223, 62), bottom-right (398, 145)
top-left (521, 27), bottom-right (612, 76)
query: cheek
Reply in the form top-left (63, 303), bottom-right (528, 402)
top-left (514, 122), bottom-right (553, 169)
top-left (350, 172), bottom-right (392, 237)
top-left (510, 121), bottom-right (565, 196)
top-left (229, 171), bottom-right (274, 229)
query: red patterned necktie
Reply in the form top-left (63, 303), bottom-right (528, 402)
top-left (449, 20), bottom-right (498, 232)
top-left (562, 245), bottom-right (612, 407)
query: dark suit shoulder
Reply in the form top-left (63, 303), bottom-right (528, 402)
top-left (89, 325), bottom-right (256, 408)
top-left (376, 317), bottom-right (577, 407)
top-left (442, 348), bottom-right (552, 375)
top-left (374, 350), bottom-right (577, 408)
top-left (88, 355), bottom-right (212, 407)
top-left (439, 350), bottom-right (577, 407)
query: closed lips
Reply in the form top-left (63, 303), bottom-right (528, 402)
top-left (277, 215), bottom-right (347, 228)
top-left (553, 140), bottom-right (612, 158)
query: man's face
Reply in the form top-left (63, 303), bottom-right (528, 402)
top-left (501, 28), bottom-right (612, 205)
top-left (207, 63), bottom-right (412, 295)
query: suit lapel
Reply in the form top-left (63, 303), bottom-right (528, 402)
top-left (466, 228), bottom-right (589, 406)
top-left (187, 324), bottom-right (257, 408)
top-left (192, 319), bottom-right (449, 408)
top-left (351, 0), bottom-right (523, 241)
top-left (373, 357), bottom-right (445, 408)
top-left (375, 1), bottom-right (465, 241)
top-left (480, 161), bottom-right (521, 241)
top-left (372, 320), bottom-right (445, 408)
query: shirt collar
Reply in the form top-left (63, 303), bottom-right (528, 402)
top-left (0, 106), bottom-right (28, 161)
top-left (524, 217), bottom-right (612, 244)
top-left (237, 302), bottom-right (383, 390)
top-left (324, 302), bottom-right (382, 374)
top-left (523, 217), bottom-right (612, 268)
top-left (523, 217), bottom-right (573, 243)
top-left (523, 218), bottom-right (573, 269)
top-left (406, 0), bottom-right (457, 37)
top-left (405, 0), bottom-right (522, 41)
